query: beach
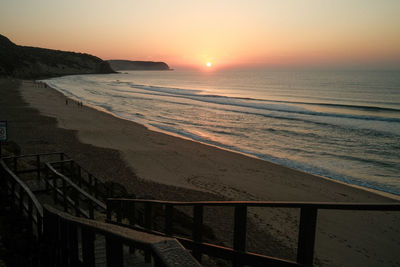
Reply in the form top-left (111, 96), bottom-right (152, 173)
top-left (1, 78), bottom-right (399, 266)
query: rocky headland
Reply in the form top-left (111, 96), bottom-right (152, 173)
top-left (107, 60), bottom-right (170, 71)
top-left (0, 34), bottom-right (115, 79)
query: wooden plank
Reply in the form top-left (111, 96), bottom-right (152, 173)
top-left (192, 205), bottom-right (203, 262)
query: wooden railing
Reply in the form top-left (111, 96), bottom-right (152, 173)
top-left (48, 159), bottom-right (113, 201)
top-left (107, 198), bottom-right (400, 266)
top-left (43, 162), bottom-right (107, 219)
top-left (0, 159), bottom-right (43, 240)
top-left (42, 204), bottom-right (200, 267)
top-left (5, 152), bottom-right (399, 266)
top-left (2, 152), bottom-right (68, 181)
top-left (0, 155), bottom-right (201, 266)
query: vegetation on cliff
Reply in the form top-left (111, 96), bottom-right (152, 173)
top-left (107, 60), bottom-right (170, 71)
top-left (0, 34), bottom-right (115, 79)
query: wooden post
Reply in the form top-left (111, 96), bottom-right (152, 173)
top-left (297, 207), bottom-right (318, 265)
top-left (10, 181), bottom-right (16, 206)
top-left (117, 201), bottom-right (122, 223)
top-left (193, 205), bottom-right (203, 262)
top-left (68, 223), bottom-right (79, 265)
top-left (106, 199), bottom-right (113, 222)
top-left (144, 202), bottom-right (153, 231)
top-left (74, 193), bottom-right (80, 217)
top-left (128, 201), bottom-right (136, 226)
top-left (88, 174), bottom-right (93, 194)
top-left (60, 154), bottom-right (64, 174)
top-left (144, 202), bottom-right (153, 263)
top-left (94, 179), bottom-right (98, 198)
top-left (69, 160), bottom-right (74, 179)
top-left (128, 201), bottom-right (137, 254)
top-left (36, 155), bottom-right (40, 181)
top-left (165, 204), bottom-right (173, 236)
top-left (82, 227), bottom-right (95, 267)
top-left (44, 166), bottom-right (50, 191)
top-left (77, 165), bottom-right (82, 187)
top-left (233, 205), bottom-right (247, 267)
top-left (59, 220), bottom-right (68, 267)
top-left (13, 157), bottom-right (17, 173)
top-left (62, 179), bottom-right (68, 212)
top-left (43, 208), bottom-right (59, 267)
top-left (37, 212), bottom-right (43, 241)
top-left (106, 236), bottom-right (124, 267)
top-left (88, 200), bottom-right (94, 219)
top-left (53, 177), bottom-right (58, 205)
top-left (27, 199), bottom-right (33, 234)
top-left (19, 187), bottom-right (24, 213)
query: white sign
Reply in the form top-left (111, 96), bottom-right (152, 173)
top-left (0, 121), bottom-right (7, 141)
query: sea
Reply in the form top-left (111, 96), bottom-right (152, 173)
top-left (43, 69), bottom-right (400, 196)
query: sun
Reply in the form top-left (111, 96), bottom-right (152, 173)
top-left (206, 62), bottom-right (212, 67)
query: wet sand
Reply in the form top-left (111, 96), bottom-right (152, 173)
top-left (1, 78), bottom-right (399, 266)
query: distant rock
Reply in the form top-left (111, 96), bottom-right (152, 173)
top-left (107, 60), bottom-right (170, 71)
top-left (0, 34), bottom-right (115, 79)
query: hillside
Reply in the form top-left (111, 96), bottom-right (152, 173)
top-left (0, 34), bottom-right (115, 79)
top-left (107, 60), bottom-right (170, 71)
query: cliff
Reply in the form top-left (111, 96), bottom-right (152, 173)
top-left (107, 60), bottom-right (170, 71)
top-left (0, 34), bottom-right (115, 79)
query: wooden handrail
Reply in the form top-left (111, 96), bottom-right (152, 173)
top-left (0, 159), bottom-right (43, 217)
top-left (48, 159), bottom-right (105, 199)
top-left (1, 152), bottom-right (67, 160)
top-left (107, 198), bottom-right (400, 210)
top-left (1, 155), bottom-right (200, 266)
top-left (107, 198), bottom-right (400, 266)
top-left (0, 159), bottom-right (44, 242)
top-left (44, 162), bottom-right (106, 212)
top-left (43, 205), bottom-right (200, 267)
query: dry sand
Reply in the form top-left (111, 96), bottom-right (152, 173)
top-left (2, 79), bottom-right (399, 266)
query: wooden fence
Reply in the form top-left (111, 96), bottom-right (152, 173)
top-left (48, 159), bottom-right (106, 200)
top-left (106, 198), bottom-right (400, 266)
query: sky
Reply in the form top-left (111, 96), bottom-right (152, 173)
top-left (1, 0), bottom-right (400, 70)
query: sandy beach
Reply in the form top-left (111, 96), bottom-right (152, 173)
top-left (1, 78), bottom-right (399, 266)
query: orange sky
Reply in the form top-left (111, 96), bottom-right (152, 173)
top-left (1, 0), bottom-right (400, 70)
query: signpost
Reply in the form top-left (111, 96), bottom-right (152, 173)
top-left (0, 121), bottom-right (7, 158)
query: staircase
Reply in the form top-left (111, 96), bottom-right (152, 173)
top-left (0, 153), bottom-right (200, 267)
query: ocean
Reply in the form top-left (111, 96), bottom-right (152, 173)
top-left (43, 69), bottom-right (400, 196)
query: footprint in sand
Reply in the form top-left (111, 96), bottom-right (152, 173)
top-left (186, 175), bottom-right (258, 200)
